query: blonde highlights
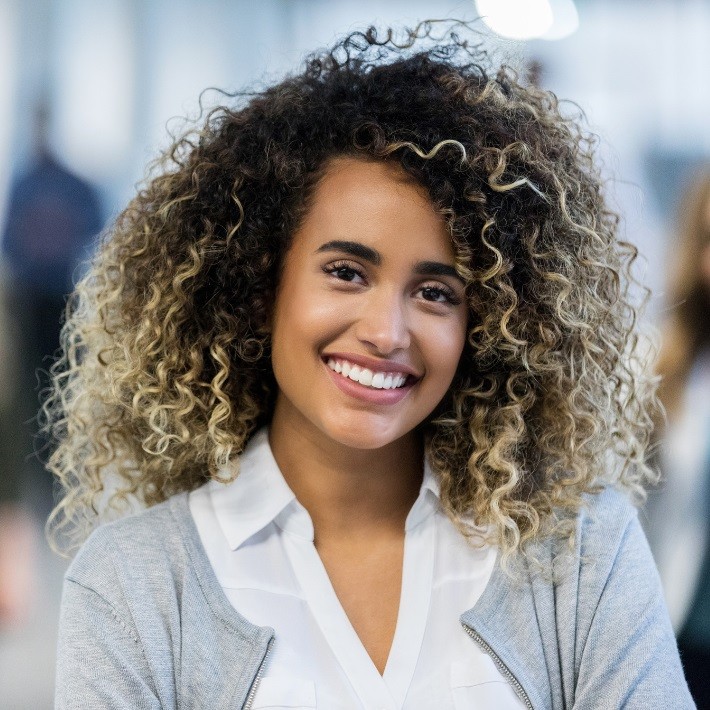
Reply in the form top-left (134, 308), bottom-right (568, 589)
top-left (43, 23), bottom-right (658, 560)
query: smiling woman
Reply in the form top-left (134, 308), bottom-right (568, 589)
top-left (46, 21), bottom-right (693, 710)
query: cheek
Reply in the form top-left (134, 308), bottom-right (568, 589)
top-left (271, 280), bottom-right (349, 361)
top-left (294, 301), bottom-right (351, 353)
top-left (423, 316), bottom-right (468, 382)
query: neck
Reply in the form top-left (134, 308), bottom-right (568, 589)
top-left (268, 410), bottom-right (423, 543)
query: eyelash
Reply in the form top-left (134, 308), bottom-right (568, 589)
top-left (322, 260), bottom-right (462, 306)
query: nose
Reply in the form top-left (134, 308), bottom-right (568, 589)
top-left (354, 286), bottom-right (411, 355)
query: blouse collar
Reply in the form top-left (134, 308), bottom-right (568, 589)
top-left (209, 427), bottom-right (440, 551)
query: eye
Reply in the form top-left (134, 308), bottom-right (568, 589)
top-left (323, 260), bottom-right (366, 284)
top-left (418, 283), bottom-right (462, 305)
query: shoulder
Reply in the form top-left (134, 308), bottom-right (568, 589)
top-left (562, 487), bottom-right (654, 625)
top-left (542, 486), bottom-right (647, 597)
top-left (544, 486), bottom-right (670, 671)
top-left (576, 485), bottom-right (640, 557)
top-left (567, 492), bottom-right (692, 707)
top-left (65, 494), bottom-right (192, 604)
top-left (525, 485), bottom-right (640, 573)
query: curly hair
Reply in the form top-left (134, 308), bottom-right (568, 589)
top-left (43, 22), bottom-right (658, 560)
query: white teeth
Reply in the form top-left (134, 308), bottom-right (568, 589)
top-left (358, 369), bottom-right (373, 386)
top-left (326, 358), bottom-right (411, 390)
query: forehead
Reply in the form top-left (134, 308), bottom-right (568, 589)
top-left (291, 156), bottom-right (453, 258)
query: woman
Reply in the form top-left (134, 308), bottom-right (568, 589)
top-left (649, 169), bottom-right (710, 707)
top-left (48, 24), bottom-right (692, 709)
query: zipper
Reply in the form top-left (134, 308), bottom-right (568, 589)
top-left (243, 636), bottom-right (274, 710)
top-left (461, 622), bottom-right (534, 710)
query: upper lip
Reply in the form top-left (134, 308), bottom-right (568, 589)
top-left (323, 352), bottom-right (422, 379)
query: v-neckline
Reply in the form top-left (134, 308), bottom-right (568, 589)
top-left (280, 517), bottom-right (436, 708)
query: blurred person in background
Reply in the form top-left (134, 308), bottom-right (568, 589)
top-left (1, 100), bottom-right (103, 516)
top-left (0, 260), bottom-right (36, 625)
top-left (650, 169), bottom-right (710, 708)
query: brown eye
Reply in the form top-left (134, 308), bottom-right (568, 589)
top-left (322, 261), bottom-right (366, 284)
top-left (421, 286), bottom-right (448, 302)
top-left (418, 284), bottom-right (461, 305)
top-left (333, 267), bottom-right (358, 281)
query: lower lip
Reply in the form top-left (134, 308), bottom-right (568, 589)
top-left (323, 361), bottom-right (416, 405)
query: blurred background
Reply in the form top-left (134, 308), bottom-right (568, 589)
top-left (1, 0), bottom-right (709, 707)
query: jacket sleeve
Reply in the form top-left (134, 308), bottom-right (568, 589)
top-left (55, 578), bottom-right (162, 710)
top-left (573, 513), bottom-right (695, 709)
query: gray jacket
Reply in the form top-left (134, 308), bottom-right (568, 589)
top-left (55, 486), bottom-right (694, 709)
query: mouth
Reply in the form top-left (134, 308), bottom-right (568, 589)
top-left (323, 355), bottom-right (419, 392)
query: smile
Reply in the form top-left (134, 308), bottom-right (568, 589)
top-left (326, 358), bottom-right (409, 390)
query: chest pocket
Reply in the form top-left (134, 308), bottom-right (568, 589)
top-left (250, 676), bottom-right (317, 709)
top-left (450, 659), bottom-right (526, 709)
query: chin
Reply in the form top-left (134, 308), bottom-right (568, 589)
top-left (320, 416), bottom-right (412, 451)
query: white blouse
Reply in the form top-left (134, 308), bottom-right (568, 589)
top-left (189, 428), bottom-right (524, 709)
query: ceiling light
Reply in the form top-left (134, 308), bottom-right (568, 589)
top-left (475, 0), bottom-right (554, 41)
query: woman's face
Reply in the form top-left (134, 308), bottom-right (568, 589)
top-left (269, 157), bottom-right (469, 451)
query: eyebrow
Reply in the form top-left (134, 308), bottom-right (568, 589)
top-left (316, 240), bottom-right (381, 265)
top-left (316, 240), bottom-right (465, 284)
top-left (413, 261), bottom-right (464, 283)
